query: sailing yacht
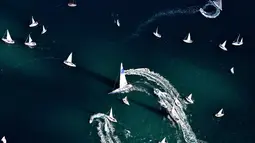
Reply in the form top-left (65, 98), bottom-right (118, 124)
top-left (219, 40), bottom-right (227, 51)
top-left (116, 19), bottom-right (120, 27)
top-left (230, 67), bottom-right (234, 74)
top-left (122, 96), bottom-right (130, 105)
top-left (24, 34), bottom-right (36, 47)
top-left (1, 136), bottom-right (6, 143)
top-left (1, 29), bottom-right (15, 44)
top-left (213, 0), bottom-right (222, 11)
top-left (183, 33), bottom-right (193, 43)
top-left (215, 108), bottom-right (224, 117)
top-left (63, 52), bottom-right (76, 67)
top-left (108, 63), bottom-right (133, 94)
top-left (185, 93), bottom-right (194, 104)
top-left (153, 27), bottom-right (161, 38)
top-left (106, 107), bottom-right (117, 122)
top-left (41, 25), bottom-right (47, 34)
top-left (159, 137), bottom-right (167, 143)
top-left (68, 0), bottom-right (77, 7)
top-left (232, 34), bottom-right (243, 46)
top-left (29, 16), bottom-right (38, 27)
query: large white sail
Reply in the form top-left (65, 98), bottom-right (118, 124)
top-left (119, 63), bottom-right (128, 88)
top-left (42, 25), bottom-right (47, 34)
top-left (109, 108), bottom-right (113, 118)
top-left (67, 53), bottom-right (73, 63)
top-left (28, 34), bottom-right (32, 43)
top-left (6, 30), bottom-right (12, 41)
top-left (213, 0), bottom-right (222, 10)
top-left (31, 16), bottom-right (35, 24)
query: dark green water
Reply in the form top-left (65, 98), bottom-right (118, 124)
top-left (0, 0), bottom-right (255, 143)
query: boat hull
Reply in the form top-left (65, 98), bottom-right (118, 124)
top-left (215, 114), bottom-right (224, 118)
top-left (153, 32), bottom-right (161, 38)
top-left (183, 39), bottom-right (193, 43)
top-left (25, 42), bottom-right (36, 47)
top-left (106, 116), bottom-right (117, 123)
top-left (122, 99), bottom-right (130, 106)
top-left (232, 42), bottom-right (243, 46)
top-left (108, 84), bottom-right (133, 94)
top-left (41, 31), bottom-right (47, 35)
top-left (68, 3), bottom-right (77, 7)
top-left (185, 97), bottom-right (194, 104)
top-left (63, 60), bottom-right (76, 67)
top-left (219, 44), bottom-right (227, 51)
top-left (29, 22), bottom-right (38, 27)
top-left (2, 38), bottom-right (15, 44)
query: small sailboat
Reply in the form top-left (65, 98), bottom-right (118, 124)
top-left (230, 67), bottom-right (234, 74)
top-left (1, 136), bottom-right (6, 143)
top-left (185, 93), bottom-right (194, 104)
top-left (215, 108), bottom-right (224, 117)
top-left (116, 19), bottom-right (120, 27)
top-left (232, 34), bottom-right (243, 46)
top-left (153, 27), bottom-right (161, 38)
top-left (1, 29), bottom-right (15, 44)
top-left (213, 0), bottom-right (222, 11)
top-left (41, 25), bottom-right (47, 34)
top-left (122, 96), bottom-right (130, 105)
top-left (219, 40), bottom-right (227, 51)
top-left (29, 16), bottom-right (38, 27)
top-left (183, 33), bottom-right (193, 43)
top-left (24, 34), bottom-right (36, 47)
top-left (108, 63), bottom-right (133, 94)
top-left (106, 107), bottom-right (117, 122)
top-left (68, 0), bottom-right (77, 7)
top-left (63, 52), bottom-right (76, 67)
top-left (159, 137), bottom-right (167, 143)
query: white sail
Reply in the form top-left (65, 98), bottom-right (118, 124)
top-left (159, 137), bottom-right (166, 143)
top-left (187, 33), bottom-right (191, 41)
top-left (230, 67), bottom-right (234, 74)
top-left (186, 93), bottom-right (194, 103)
top-left (1, 136), bottom-right (6, 143)
top-left (6, 30), bottom-right (12, 41)
top-left (28, 34), bottom-right (32, 43)
top-left (213, 0), bottom-right (222, 10)
top-left (219, 40), bottom-right (227, 51)
top-left (183, 32), bottom-right (193, 43)
top-left (119, 63), bottom-right (128, 88)
top-left (215, 108), bottom-right (224, 117)
top-left (31, 16), bottom-right (35, 24)
top-left (240, 38), bottom-right (243, 43)
top-left (122, 96), bottom-right (130, 105)
top-left (66, 53), bottom-right (73, 63)
top-left (41, 25), bottom-right (47, 34)
top-left (109, 108), bottom-right (113, 118)
top-left (153, 27), bottom-right (161, 38)
top-left (116, 19), bottom-right (120, 27)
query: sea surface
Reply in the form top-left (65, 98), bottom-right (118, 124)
top-left (0, 0), bottom-right (255, 143)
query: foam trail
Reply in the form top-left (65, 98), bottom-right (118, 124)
top-left (89, 113), bottom-right (121, 143)
top-left (115, 68), bottom-right (200, 143)
top-left (199, 0), bottom-right (221, 18)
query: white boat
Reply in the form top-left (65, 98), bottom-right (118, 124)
top-left (183, 33), bottom-right (193, 43)
top-left (106, 107), bottom-right (117, 122)
top-left (122, 96), bottom-right (130, 105)
top-left (29, 16), bottom-right (38, 27)
top-left (230, 67), bottom-right (234, 74)
top-left (1, 29), bottom-right (15, 44)
top-left (232, 34), bottom-right (243, 46)
top-left (213, 0), bottom-right (222, 11)
top-left (215, 108), bottom-right (224, 117)
top-left (185, 93), bottom-right (194, 104)
top-left (1, 136), bottom-right (6, 143)
top-left (159, 137), bottom-right (167, 143)
top-left (153, 27), bottom-right (161, 38)
top-left (24, 34), bottom-right (36, 47)
top-left (116, 19), bottom-right (120, 27)
top-left (219, 40), bottom-right (227, 51)
top-left (68, 0), bottom-right (77, 7)
top-left (108, 63), bottom-right (133, 94)
top-left (41, 25), bottom-right (47, 34)
top-left (63, 52), bottom-right (76, 67)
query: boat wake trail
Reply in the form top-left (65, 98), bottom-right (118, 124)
top-left (130, 0), bottom-right (221, 39)
top-left (119, 68), bottom-right (202, 143)
top-left (89, 113), bottom-right (121, 143)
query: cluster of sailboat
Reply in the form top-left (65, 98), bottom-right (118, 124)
top-left (1, 16), bottom-right (47, 48)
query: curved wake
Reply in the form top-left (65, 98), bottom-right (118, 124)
top-left (199, 0), bottom-right (221, 19)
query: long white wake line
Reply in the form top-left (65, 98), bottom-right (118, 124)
top-left (123, 68), bottom-right (199, 143)
top-left (90, 113), bottom-right (121, 143)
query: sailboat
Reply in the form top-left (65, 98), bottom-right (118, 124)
top-left (232, 34), bottom-right (243, 46)
top-left (41, 25), bottom-right (47, 34)
top-left (24, 34), bottom-right (36, 47)
top-left (29, 16), bottom-right (38, 27)
top-left (108, 63), bottom-right (133, 94)
top-left (1, 136), bottom-right (6, 143)
top-left (230, 67), bottom-right (234, 74)
top-left (68, 0), bottom-right (77, 7)
top-left (122, 96), bottom-right (130, 105)
top-left (63, 52), bottom-right (76, 67)
top-left (213, 0), bottom-right (222, 11)
top-left (159, 137), bottom-right (167, 143)
top-left (219, 40), bottom-right (227, 51)
top-left (116, 19), bottom-right (120, 27)
top-left (153, 27), bottom-right (161, 38)
top-left (183, 33), bottom-right (193, 43)
top-left (215, 108), bottom-right (224, 117)
top-left (1, 29), bottom-right (15, 44)
top-left (185, 93), bottom-right (194, 104)
top-left (106, 107), bottom-right (117, 122)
